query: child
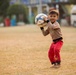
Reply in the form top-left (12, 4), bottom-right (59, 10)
top-left (40, 8), bottom-right (63, 67)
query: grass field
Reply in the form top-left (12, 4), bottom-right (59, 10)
top-left (0, 25), bottom-right (76, 75)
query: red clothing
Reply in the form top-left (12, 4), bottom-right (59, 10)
top-left (48, 40), bottom-right (63, 64)
top-left (4, 18), bottom-right (10, 26)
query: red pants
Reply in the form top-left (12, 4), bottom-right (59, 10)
top-left (48, 40), bottom-right (63, 64)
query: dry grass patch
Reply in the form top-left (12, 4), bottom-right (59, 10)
top-left (0, 25), bottom-right (76, 75)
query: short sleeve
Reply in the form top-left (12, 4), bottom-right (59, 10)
top-left (52, 22), bottom-right (60, 29)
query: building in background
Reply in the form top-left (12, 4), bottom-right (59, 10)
top-left (71, 5), bottom-right (76, 26)
top-left (10, 0), bottom-right (51, 16)
top-left (10, 0), bottom-right (51, 23)
top-left (10, 0), bottom-right (75, 25)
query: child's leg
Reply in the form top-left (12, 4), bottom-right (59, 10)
top-left (54, 40), bottom-right (63, 64)
top-left (48, 43), bottom-right (55, 65)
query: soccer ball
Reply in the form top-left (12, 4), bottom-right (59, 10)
top-left (35, 13), bottom-right (47, 27)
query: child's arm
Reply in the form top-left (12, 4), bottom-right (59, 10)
top-left (44, 17), bottom-right (60, 29)
top-left (40, 27), bottom-right (49, 36)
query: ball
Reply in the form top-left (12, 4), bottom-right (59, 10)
top-left (35, 13), bottom-right (47, 27)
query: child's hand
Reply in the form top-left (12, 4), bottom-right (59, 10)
top-left (43, 17), bottom-right (48, 22)
top-left (43, 17), bottom-right (50, 23)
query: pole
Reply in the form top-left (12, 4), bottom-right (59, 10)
top-left (38, 0), bottom-right (42, 13)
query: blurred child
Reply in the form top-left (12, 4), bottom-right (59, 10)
top-left (40, 8), bottom-right (63, 67)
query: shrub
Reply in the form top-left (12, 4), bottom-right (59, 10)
top-left (7, 4), bottom-right (29, 23)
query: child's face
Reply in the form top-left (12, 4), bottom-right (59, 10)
top-left (49, 14), bottom-right (58, 23)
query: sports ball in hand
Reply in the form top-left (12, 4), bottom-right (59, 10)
top-left (35, 13), bottom-right (47, 27)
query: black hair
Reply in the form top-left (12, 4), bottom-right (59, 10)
top-left (49, 11), bottom-right (58, 16)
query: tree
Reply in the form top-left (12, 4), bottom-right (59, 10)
top-left (0, 0), bottom-right (10, 16)
top-left (7, 4), bottom-right (29, 23)
top-left (69, 0), bottom-right (76, 4)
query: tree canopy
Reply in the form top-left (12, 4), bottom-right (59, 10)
top-left (69, 0), bottom-right (76, 3)
top-left (0, 0), bottom-right (10, 16)
top-left (7, 4), bottom-right (29, 23)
